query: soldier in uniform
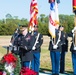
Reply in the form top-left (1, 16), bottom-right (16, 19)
top-left (31, 25), bottom-right (43, 75)
top-left (48, 25), bottom-right (64, 75)
top-left (59, 26), bottom-right (68, 73)
top-left (69, 27), bottom-right (76, 75)
top-left (13, 25), bottom-right (33, 68)
top-left (10, 28), bottom-right (20, 46)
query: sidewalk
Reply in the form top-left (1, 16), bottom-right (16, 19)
top-left (39, 72), bottom-right (73, 75)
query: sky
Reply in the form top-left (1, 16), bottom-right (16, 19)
top-left (0, 0), bottom-right (74, 20)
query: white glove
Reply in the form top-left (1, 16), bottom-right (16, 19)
top-left (32, 46), bottom-right (36, 50)
top-left (9, 42), bottom-right (13, 46)
top-left (25, 46), bottom-right (27, 50)
top-left (72, 27), bottom-right (76, 33)
top-left (36, 41), bottom-right (39, 43)
top-left (53, 45), bottom-right (58, 49)
top-left (13, 46), bottom-right (17, 51)
top-left (72, 29), bottom-right (74, 33)
top-left (74, 46), bottom-right (76, 50)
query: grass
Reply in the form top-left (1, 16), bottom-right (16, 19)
top-left (0, 46), bottom-right (7, 59)
top-left (0, 36), bottom-right (74, 74)
top-left (40, 48), bottom-right (73, 73)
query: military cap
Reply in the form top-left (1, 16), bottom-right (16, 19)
top-left (59, 25), bottom-right (64, 29)
top-left (19, 25), bottom-right (28, 32)
top-left (34, 25), bottom-right (38, 28)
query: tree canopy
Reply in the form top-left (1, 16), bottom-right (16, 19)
top-left (0, 13), bottom-right (75, 35)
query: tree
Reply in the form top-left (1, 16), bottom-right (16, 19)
top-left (5, 13), bottom-right (12, 19)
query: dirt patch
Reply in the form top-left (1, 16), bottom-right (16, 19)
top-left (0, 36), bottom-right (11, 46)
top-left (0, 36), bottom-right (72, 49)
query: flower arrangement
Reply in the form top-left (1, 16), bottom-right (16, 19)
top-left (0, 53), bottom-right (37, 75)
top-left (0, 53), bottom-right (21, 75)
top-left (20, 67), bottom-right (37, 75)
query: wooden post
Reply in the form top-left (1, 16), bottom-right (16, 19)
top-left (74, 15), bottom-right (76, 46)
top-left (73, 0), bottom-right (76, 46)
top-left (7, 46), bottom-right (9, 54)
top-left (74, 14), bottom-right (76, 26)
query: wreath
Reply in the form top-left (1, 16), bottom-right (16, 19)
top-left (0, 53), bottom-right (21, 75)
top-left (0, 53), bottom-right (37, 75)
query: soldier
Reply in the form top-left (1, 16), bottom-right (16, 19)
top-left (10, 28), bottom-right (20, 46)
top-left (69, 27), bottom-right (76, 75)
top-left (59, 26), bottom-right (68, 74)
top-left (13, 25), bottom-right (33, 68)
top-left (31, 25), bottom-right (43, 75)
top-left (9, 28), bottom-right (20, 55)
top-left (48, 25), bottom-right (64, 75)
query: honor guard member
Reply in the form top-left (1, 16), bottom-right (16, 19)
top-left (31, 25), bottom-right (43, 75)
top-left (13, 25), bottom-right (33, 68)
top-left (10, 28), bottom-right (20, 46)
top-left (10, 28), bottom-right (20, 55)
top-left (59, 26), bottom-right (68, 74)
top-left (48, 25), bottom-right (64, 75)
top-left (69, 27), bottom-right (76, 75)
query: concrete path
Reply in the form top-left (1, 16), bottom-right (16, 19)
top-left (39, 72), bottom-right (73, 75)
top-left (39, 71), bottom-right (73, 75)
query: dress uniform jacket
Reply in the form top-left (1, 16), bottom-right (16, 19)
top-left (60, 31), bottom-right (68, 73)
top-left (69, 32), bottom-right (76, 52)
top-left (49, 30), bottom-right (64, 51)
top-left (61, 31), bottom-right (68, 52)
top-left (14, 33), bottom-right (33, 62)
top-left (32, 31), bottom-right (43, 52)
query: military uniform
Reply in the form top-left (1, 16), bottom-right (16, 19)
top-left (14, 33), bottom-right (33, 68)
top-left (48, 29), bottom-right (64, 75)
top-left (69, 29), bottom-right (76, 75)
top-left (31, 31), bottom-right (43, 75)
top-left (10, 28), bottom-right (19, 45)
top-left (60, 32), bottom-right (68, 73)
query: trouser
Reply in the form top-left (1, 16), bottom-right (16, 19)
top-left (50, 51), bottom-right (60, 74)
top-left (23, 61), bottom-right (31, 68)
top-left (60, 52), bottom-right (66, 73)
top-left (72, 52), bottom-right (76, 75)
top-left (32, 52), bottom-right (40, 73)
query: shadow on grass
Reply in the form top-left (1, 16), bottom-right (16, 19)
top-left (40, 68), bottom-right (51, 72)
top-left (2, 46), bottom-right (8, 49)
top-left (66, 71), bottom-right (73, 75)
top-left (40, 68), bottom-right (73, 75)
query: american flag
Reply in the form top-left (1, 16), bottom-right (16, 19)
top-left (48, 0), bottom-right (59, 38)
top-left (29, 0), bottom-right (38, 31)
top-left (73, 0), bottom-right (76, 13)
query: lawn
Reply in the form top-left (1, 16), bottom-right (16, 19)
top-left (0, 36), bottom-right (73, 74)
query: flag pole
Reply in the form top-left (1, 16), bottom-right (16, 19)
top-left (73, 0), bottom-right (76, 46)
top-left (74, 14), bottom-right (76, 26)
top-left (73, 0), bottom-right (76, 26)
top-left (74, 15), bottom-right (76, 46)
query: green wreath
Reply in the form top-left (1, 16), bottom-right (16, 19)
top-left (0, 54), bottom-right (21, 75)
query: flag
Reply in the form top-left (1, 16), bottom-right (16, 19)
top-left (29, 0), bottom-right (38, 31)
top-left (73, 0), bottom-right (76, 13)
top-left (49, 0), bottom-right (59, 38)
